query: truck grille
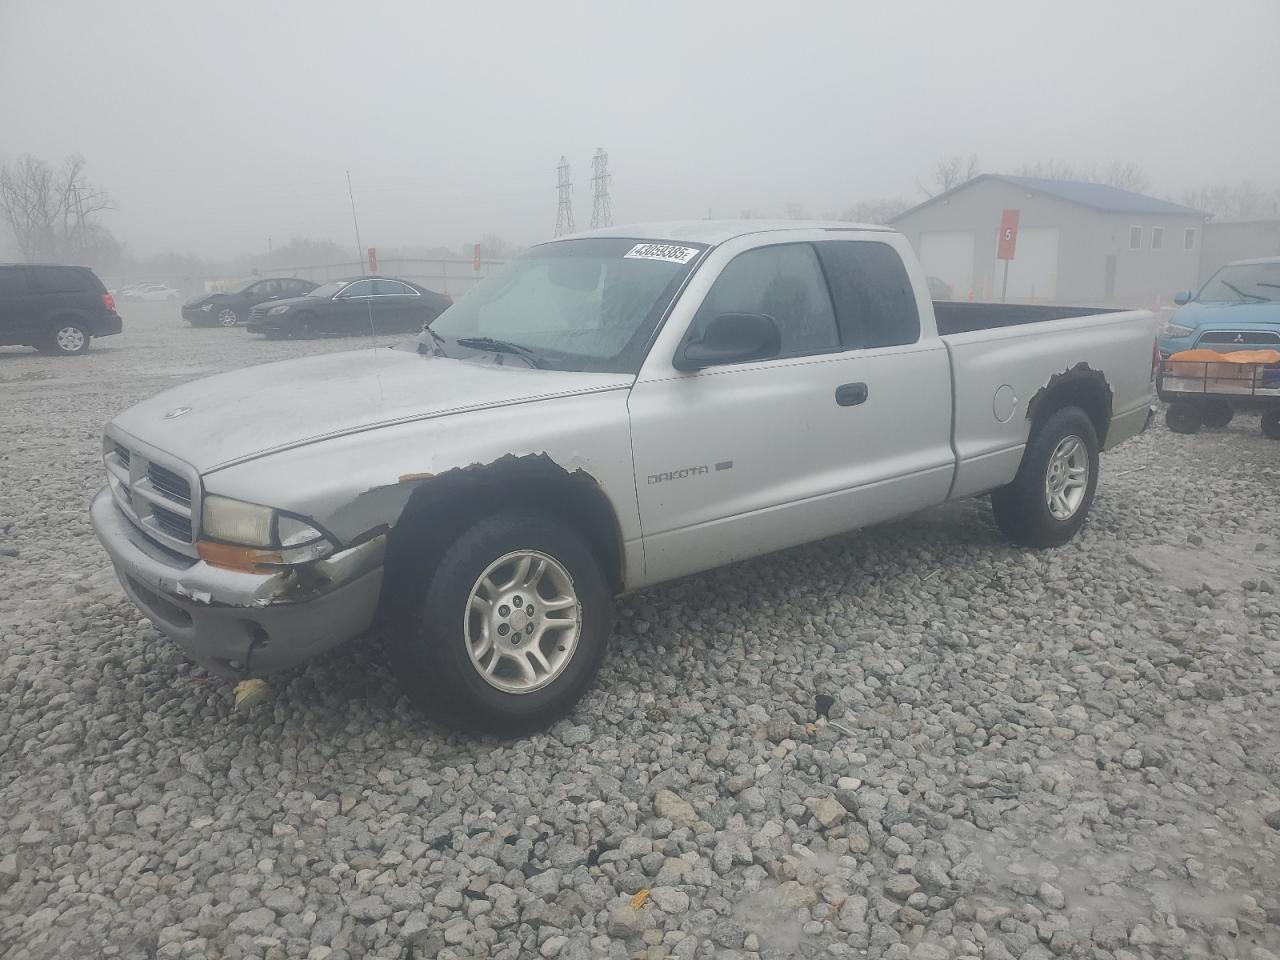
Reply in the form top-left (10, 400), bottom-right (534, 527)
top-left (1197, 330), bottom-right (1280, 346)
top-left (147, 462), bottom-right (191, 505)
top-left (103, 432), bottom-right (201, 558)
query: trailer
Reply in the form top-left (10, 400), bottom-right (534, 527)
top-left (1158, 348), bottom-right (1280, 438)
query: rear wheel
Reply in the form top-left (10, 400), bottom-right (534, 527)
top-left (386, 509), bottom-right (612, 735)
top-left (1262, 409), bottom-right (1280, 440)
top-left (40, 322), bottom-right (91, 356)
top-left (1165, 401), bottom-right (1202, 434)
top-left (991, 406), bottom-right (1099, 548)
top-left (1201, 399), bottom-right (1234, 429)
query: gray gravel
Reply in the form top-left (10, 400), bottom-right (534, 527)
top-left (2, 303), bottom-right (1280, 960)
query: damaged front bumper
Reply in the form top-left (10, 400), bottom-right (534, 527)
top-left (90, 486), bottom-right (385, 677)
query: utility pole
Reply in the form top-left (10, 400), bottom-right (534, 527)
top-left (590, 148), bottom-right (612, 229)
top-left (554, 157), bottom-right (575, 237)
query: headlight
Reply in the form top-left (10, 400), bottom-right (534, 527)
top-left (267, 305), bottom-right (291, 315)
top-left (199, 494), bottom-right (335, 571)
top-left (1163, 322), bottom-right (1194, 338)
top-left (200, 302), bottom-right (214, 311)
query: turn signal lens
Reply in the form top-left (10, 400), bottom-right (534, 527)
top-left (196, 540), bottom-right (282, 573)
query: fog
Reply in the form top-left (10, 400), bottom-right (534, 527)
top-left (2, 0), bottom-right (1278, 260)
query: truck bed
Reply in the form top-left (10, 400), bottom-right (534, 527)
top-left (934, 301), bottom-right (1114, 336)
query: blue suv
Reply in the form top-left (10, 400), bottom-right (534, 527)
top-left (1159, 257), bottom-right (1280, 358)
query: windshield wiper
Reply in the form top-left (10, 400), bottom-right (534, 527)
top-left (1221, 280), bottom-right (1267, 303)
top-left (455, 336), bottom-right (545, 369)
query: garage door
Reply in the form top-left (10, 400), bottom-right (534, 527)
top-left (999, 227), bottom-right (1059, 302)
top-left (918, 231), bottom-right (975, 299)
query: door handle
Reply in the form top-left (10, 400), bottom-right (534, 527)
top-left (835, 382), bottom-right (869, 407)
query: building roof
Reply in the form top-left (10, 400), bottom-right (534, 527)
top-left (893, 174), bottom-right (1205, 222)
top-left (563, 219), bottom-right (890, 246)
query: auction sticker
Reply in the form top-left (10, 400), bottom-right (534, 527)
top-left (624, 242), bottom-right (700, 264)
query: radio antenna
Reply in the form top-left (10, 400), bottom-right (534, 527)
top-left (345, 170), bottom-right (378, 346)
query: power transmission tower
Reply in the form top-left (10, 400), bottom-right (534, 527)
top-left (590, 148), bottom-right (612, 229)
top-left (554, 157), bottom-right (575, 237)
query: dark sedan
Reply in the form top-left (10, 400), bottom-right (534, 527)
top-left (245, 276), bottom-right (452, 339)
top-left (182, 277), bottom-right (318, 328)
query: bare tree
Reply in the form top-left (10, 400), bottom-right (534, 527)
top-left (0, 154), bottom-right (114, 262)
top-left (782, 201), bottom-right (809, 220)
top-left (1015, 158), bottom-right (1151, 193)
top-left (917, 154), bottom-right (980, 198)
top-left (826, 197), bottom-right (910, 224)
top-left (1015, 158), bottom-right (1080, 181)
top-left (1181, 181), bottom-right (1280, 219)
top-left (1097, 160), bottom-right (1150, 194)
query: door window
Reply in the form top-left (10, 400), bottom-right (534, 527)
top-left (338, 280), bottom-right (374, 298)
top-left (373, 279), bottom-right (416, 296)
top-left (691, 243), bottom-right (838, 358)
top-left (0, 269), bottom-right (30, 295)
top-left (29, 266), bottom-right (92, 293)
top-left (816, 241), bottom-right (921, 348)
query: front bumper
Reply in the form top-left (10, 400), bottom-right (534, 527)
top-left (181, 305), bottom-right (215, 324)
top-left (91, 486), bottom-right (385, 677)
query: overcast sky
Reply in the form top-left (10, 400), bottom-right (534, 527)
top-left (3, 0), bottom-right (1278, 259)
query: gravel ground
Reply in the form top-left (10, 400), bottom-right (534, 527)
top-left (2, 303), bottom-right (1279, 960)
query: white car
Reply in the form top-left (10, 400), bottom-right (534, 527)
top-left (128, 283), bottom-right (180, 302)
top-left (91, 221), bottom-right (1160, 733)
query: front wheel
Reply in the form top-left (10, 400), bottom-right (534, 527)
top-left (387, 510), bottom-right (612, 735)
top-left (217, 307), bottom-right (240, 327)
top-left (991, 406), bottom-right (1099, 548)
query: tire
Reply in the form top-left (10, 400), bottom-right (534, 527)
top-left (991, 406), bottom-right (1099, 549)
top-left (1165, 401), bottom-right (1202, 434)
top-left (386, 509), bottom-right (612, 735)
top-left (40, 322), bottom-right (91, 356)
top-left (1201, 399), bottom-right (1234, 429)
top-left (216, 307), bottom-right (240, 328)
top-left (1263, 409), bottom-right (1280, 440)
top-left (292, 311), bottom-right (318, 338)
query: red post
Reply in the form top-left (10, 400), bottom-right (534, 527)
top-left (367, 247), bottom-right (377, 273)
top-left (473, 243), bottom-right (482, 272)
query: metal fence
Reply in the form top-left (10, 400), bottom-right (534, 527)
top-left (101, 257), bottom-right (507, 300)
top-left (270, 257), bottom-right (505, 297)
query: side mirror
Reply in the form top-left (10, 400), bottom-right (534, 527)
top-left (674, 312), bottom-right (781, 371)
top-left (1173, 290), bottom-right (1192, 306)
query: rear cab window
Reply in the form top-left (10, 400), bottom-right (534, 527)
top-left (816, 240), bottom-right (921, 348)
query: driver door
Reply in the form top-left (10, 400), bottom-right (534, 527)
top-left (329, 279), bottom-right (376, 335)
top-left (626, 236), bottom-right (953, 587)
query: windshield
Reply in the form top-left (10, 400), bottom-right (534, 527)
top-left (228, 278), bottom-right (257, 294)
top-left (1196, 262), bottom-right (1280, 303)
top-left (307, 280), bottom-right (349, 299)
top-left (424, 238), bottom-right (705, 373)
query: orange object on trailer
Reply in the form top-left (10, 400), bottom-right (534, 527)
top-left (1168, 348), bottom-right (1280, 364)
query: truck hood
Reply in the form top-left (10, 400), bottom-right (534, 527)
top-left (110, 346), bottom-right (633, 474)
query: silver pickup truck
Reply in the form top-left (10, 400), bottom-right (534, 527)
top-left (91, 222), bottom-right (1160, 732)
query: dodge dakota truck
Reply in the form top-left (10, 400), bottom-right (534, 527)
top-left (91, 222), bottom-right (1161, 733)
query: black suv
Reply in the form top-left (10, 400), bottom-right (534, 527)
top-left (0, 263), bottom-right (123, 355)
top-left (182, 277), bottom-right (318, 327)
